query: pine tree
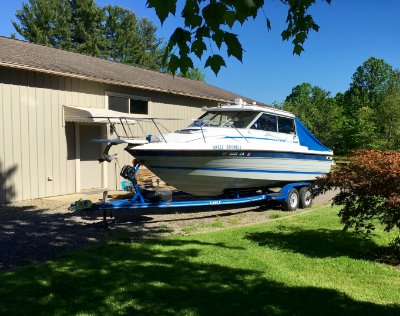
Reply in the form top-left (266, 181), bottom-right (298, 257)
top-left (12, 0), bottom-right (177, 74)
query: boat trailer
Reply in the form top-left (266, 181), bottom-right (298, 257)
top-left (91, 164), bottom-right (313, 227)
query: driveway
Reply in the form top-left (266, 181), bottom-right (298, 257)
top-left (0, 190), bottom-right (337, 271)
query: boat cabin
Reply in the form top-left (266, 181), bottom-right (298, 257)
top-left (188, 105), bottom-right (297, 135)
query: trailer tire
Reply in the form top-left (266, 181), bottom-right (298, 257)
top-left (285, 188), bottom-right (299, 211)
top-left (299, 187), bottom-right (313, 209)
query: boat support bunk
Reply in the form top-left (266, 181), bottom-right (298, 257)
top-left (92, 164), bottom-right (313, 227)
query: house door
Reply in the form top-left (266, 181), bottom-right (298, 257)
top-left (79, 125), bottom-right (102, 190)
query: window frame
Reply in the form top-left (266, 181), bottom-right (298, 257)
top-left (249, 112), bottom-right (296, 135)
top-left (277, 115), bottom-right (296, 135)
top-left (192, 111), bottom-right (260, 128)
top-left (250, 113), bottom-right (278, 132)
top-left (106, 91), bottom-right (151, 115)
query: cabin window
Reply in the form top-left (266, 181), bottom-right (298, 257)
top-left (251, 114), bottom-right (277, 132)
top-left (108, 95), bottom-right (148, 114)
top-left (232, 111), bottom-right (260, 128)
top-left (277, 116), bottom-right (295, 134)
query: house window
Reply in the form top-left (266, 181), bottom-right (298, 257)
top-left (130, 99), bottom-right (148, 114)
top-left (108, 95), bottom-right (149, 114)
top-left (109, 96), bottom-right (129, 113)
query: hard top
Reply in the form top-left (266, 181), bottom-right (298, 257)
top-left (203, 104), bottom-right (295, 118)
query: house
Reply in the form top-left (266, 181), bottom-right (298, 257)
top-left (0, 36), bottom-right (258, 203)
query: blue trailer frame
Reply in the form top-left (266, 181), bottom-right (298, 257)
top-left (93, 164), bottom-right (311, 211)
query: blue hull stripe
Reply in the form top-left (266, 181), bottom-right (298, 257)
top-left (128, 150), bottom-right (331, 161)
top-left (223, 136), bottom-right (288, 143)
top-left (149, 165), bottom-right (324, 175)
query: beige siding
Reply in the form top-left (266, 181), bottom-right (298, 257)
top-left (43, 75), bottom-right (53, 197)
top-left (28, 71), bottom-right (39, 199)
top-left (0, 66), bottom-right (218, 201)
top-left (11, 69), bottom-right (23, 201)
top-left (19, 71), bottom-right (32, 200)
top-left (0, 67), bottom-right (4, 200)
top-left (2, 68), bottom-right (16, 202)
top-left (36, 73), bottom-right (46, 198)
top-left (58, 76), bottom-right (67, 195)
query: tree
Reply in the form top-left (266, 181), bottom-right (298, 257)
top-left (337, 57), bottom-right (399, 151)
top-left (136, 18), bottom-right (166, 70)
top-left (375, 71), bottom-right (400, 150)
top-left (69, 0), bottom-right (105, 56)
top-left (103, 5), bottom-right (165, 71)
top-left (13, 0), bottom-right (68, 47)
top-left (104, 5), bottom-right (142, 63)
top-left (283, 83), bottom-right (344, 153)
top-left (13, 0), bottom-right (168, 71)
top-left (147, 0), bottom-right (332, 75)
top-left (349, 57), bottom-right (394, 110)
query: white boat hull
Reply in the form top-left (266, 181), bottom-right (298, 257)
top-left (127, 149), bottom-right (332, 196)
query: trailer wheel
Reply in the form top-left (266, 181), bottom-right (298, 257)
top-left (285, 188), bottom-right (299, 211)
top-left (299, 187), bottom-right (313, 209)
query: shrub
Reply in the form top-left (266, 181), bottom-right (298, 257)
top-left (316, 150), bottom-right (400, 247)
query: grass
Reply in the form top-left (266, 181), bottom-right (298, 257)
top-left (0, 206), bottom-right (399, 315)
top-left (268, 212), bottom-right (286, 219)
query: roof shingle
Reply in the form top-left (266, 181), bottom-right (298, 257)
top-left (0, 36), bottom-right (261, 104)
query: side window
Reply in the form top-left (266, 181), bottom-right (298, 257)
top-left (109, 96), bottom-right (129, 113)
top-left (109, 95), bottom-right (149, 114)
top-left (231, 111), bottom-right (259, 128)
top-left (130, 99), bottom-right (148, 114)
top-left (277, 116), bottom-right (295, 134)
top-left (251, 114), bottom-right (277, 132)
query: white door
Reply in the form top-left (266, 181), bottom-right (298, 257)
top-left (80, 125), bottom-right (102, 190)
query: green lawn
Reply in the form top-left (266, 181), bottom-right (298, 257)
top-left (1, 206), bottom-right (399, 315)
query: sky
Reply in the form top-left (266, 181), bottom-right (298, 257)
top-left (1, 1), bottom-right (399, 104)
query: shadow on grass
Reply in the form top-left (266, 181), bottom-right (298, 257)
top-left (245, 227), bottom-right (379, 260)
top-left (0, 239), bottom-right (398, 316)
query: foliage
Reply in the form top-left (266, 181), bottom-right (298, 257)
top-left (13, 0), bottom-right (105, 55)
top-left (103, 5), bottom-right (165, 70)
top-left (316, 150), bottom-right (400, 247)
top-left (283, 57), bottom-right (400, 154)
top-left (69, 0), bottom-right (106, 56)
top-left (374, 72), bottom-right (400, 150)
top-left (348, 57), bottom-right (394, 111)
top-left (147, 0), bottom-right (332, 75)
top-left (335, 57), bottom-right (400, 151)
top-left (377, 95), bottom-right (400, 149)
top-left (283, 83), bottom-right (344, 153)
top-left (177, 67), bottom-right (206, 81)
top-left (13, 0), bottom-right (166, 71)
top-left (1, 206), bottom-right (399, 315)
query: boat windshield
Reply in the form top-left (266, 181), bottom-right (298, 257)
top-left (190, 111), bottom-right (259, 128)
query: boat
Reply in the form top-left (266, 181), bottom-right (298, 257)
top-left (120, 99), bottom-right (334, 196)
